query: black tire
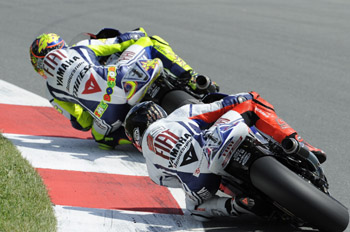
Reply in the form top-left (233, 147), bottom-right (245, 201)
top-left (160, 90), bottom-right (201, 114)
top-left (250, 156), bottom-right (349, 232)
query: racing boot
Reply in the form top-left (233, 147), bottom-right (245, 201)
top-left (305, 143), bottom-right (327, 164)
top-left (188, 195), bottom-right (255, 222)
top-left (286, 133), bottom-right (327, 164)
top-left (225, 196), bottom-right (256, 216)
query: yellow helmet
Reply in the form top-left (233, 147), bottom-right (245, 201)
top-left (29, 33), bottom-right (66, 78)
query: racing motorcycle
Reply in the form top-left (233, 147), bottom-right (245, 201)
top-left (126, 60), bottom-right (349, 230)
top-left (206, 110), bottom-right (349, 232)
top-left (71, 29), bottom-right (349, 231)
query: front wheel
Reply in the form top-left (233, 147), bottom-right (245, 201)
top-left (250, 156), bottom-right (349, 232)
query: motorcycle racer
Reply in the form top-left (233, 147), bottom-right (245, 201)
top-left (124, 92), bottom-right (327, 221)
top-left (29, 27), bottom-right (216, 149)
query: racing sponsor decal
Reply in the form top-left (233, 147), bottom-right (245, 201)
top-left (170, 135), bottom-right (193, 168)
top-left (232, 148), bottom-right (251, 166)
top-left (118, 51), bottom-right (135, 61)
top-left (213, 118), bottom-right (230, 127)
top-left (255, 107), bottom-right (269, 118)
top-left (92, 67), bottom-right (117, 118)
top-left (276, 117), bottom-right (291, 129)
top-left (56, 56), bottom-right (80, 84)
top-left (153, 129), bottom-right (178, 160)
top-left (220, 136), bottom-right (243, 167)
top-left (179, 144), bottom-right (198, 167)
top-left (169, 133), bottom-right (191, 160)
top-left (103, 67), bottom-right (117, 102)
top-left (73, 65), bottom-right (89, 97)
top-left (147, 125), bottom-right (166, 152)
top-left (82, 73), bottom-right (101, 94)
top-left (151, 129), bottom-right (195, 168)
top-left (94, 101), bottom-right (108, 118)
top-left (66, 61), bottom-right (84, 92)
top-left (43, 50), bottom-right (67, 78)
top-left (43, 50), bottom-right (80, 87)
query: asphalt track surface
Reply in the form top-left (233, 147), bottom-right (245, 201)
top-left (1, 0), bottom-right (350, 231)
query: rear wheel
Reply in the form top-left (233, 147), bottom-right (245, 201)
top-left (250, 156), bottom-right (349, 232)
top-left (160, 90), bottom-right (201, 114)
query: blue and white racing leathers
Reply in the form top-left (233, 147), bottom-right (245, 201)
top-left (141, 93), bottom-right (256, 221)
top-left (42, 27), bottom-right (197, 149)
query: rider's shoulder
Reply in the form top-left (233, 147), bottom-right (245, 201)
top-left (44, 47), bottom-right (84, 63)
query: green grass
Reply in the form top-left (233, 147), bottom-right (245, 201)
top-left (0, 134), bottom-right (57, 232)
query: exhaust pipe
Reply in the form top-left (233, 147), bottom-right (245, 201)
top-left (195, 75), bottom-right (211, 90)
top-left (282, 138), bottom-right (299, 154)
top-left (281, 138), bottom-right (310, 159)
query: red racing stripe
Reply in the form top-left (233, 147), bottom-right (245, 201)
top-left (37, 168), bottom-right (183, 215)
top-left (0, 103), bottom-right (91, 139)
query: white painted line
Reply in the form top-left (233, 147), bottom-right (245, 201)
top-left (4, 133), bottom-right (148, 176)
top-left (0, 79), bottom-right (51, 106)
top-left (55, 205), bottom-right (203, 232)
